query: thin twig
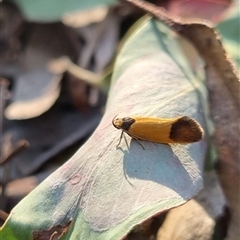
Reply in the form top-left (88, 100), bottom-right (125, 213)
top-left (0, 209), bottom-right (9, 221)
top-left (0, 139), bottom-right (29, 165)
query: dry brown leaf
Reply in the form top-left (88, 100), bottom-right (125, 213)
top-left (5, 176), bottom-right (38, 197)
top-left (158, 200), bottom-right (215, 240)
top-left (4, 23), bottom-right (78, 120)
top-left (206, 66), bottom-right (240, 240)
top-left (157, 171), bottom-right (226, 240)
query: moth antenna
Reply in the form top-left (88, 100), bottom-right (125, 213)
top-left (112, 114), bottom-right (119, 124)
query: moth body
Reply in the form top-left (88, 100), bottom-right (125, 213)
top-left (112, 116), bottom-right (204, 148)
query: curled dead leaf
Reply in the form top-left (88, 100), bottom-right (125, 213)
top-left (123, 0), bottom-right (239, 108)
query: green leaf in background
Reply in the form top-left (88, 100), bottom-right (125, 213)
top-left (1, 17), bottom-right (209, 240)
top-left (13, 0), bottom-right (117, 22)
top-left (217, 5), bottom-right (240, 67)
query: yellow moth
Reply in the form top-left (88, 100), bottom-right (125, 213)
top-left (112, 116), bottom-right (204, 149)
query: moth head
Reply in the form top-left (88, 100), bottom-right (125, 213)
top-left (112, 115), bottom-right (123, 129)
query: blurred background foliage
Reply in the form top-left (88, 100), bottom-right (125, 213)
top-left (0, 0), bottom-right (239, 239)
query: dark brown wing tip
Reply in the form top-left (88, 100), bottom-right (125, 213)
top-left (170, 116), bottom-right (204, 143)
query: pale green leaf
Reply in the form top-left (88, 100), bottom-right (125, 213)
top-left (1, 17), bottom-right (209, 240)
top-left (13, 0), bottom-right (117, 22)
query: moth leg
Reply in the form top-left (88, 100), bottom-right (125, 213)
top-left (133, 138), bottom-right (145, 150)
top-left (116, 131), bottom-right (124, 148)
top-left (126, 132), bottom-right (145, 150)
